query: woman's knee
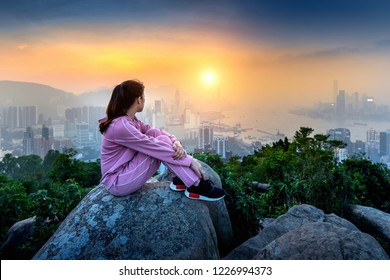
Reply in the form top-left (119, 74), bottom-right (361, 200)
top-left (145, 128), bottom-right (163, 137)
top-left (145, 128), bottom-right (172, 145)
top-left (157, 135), bottom-right (171, 145)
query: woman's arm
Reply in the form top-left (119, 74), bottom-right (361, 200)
top-left (138, 117), bottom-right (186, 159)
top-left (139, 118), bottom-right (178, 143)
top-left (110, 117), bottom-right (191, 166)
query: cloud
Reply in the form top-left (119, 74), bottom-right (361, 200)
top-left (2, 0), bottom-right (390, 48)
top-left (375, 39), bottom-right (390, 48)
top-left (276, 46), bottom-right (361, 63)
top-left (17, 44), bottom-right (28, 50)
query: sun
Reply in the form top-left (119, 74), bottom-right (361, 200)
top-left (201, 70), bottom-right (217, 86)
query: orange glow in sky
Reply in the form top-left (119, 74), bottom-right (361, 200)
top-left (1, 1), bottom-right (390, 112)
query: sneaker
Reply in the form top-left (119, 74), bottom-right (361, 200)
top-left (185, 179), bottom-right (225, 202)
top-left (169, 177), bottom-right (187, 191)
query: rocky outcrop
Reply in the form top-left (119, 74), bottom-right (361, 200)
top-left (155, 161), bottom-right (233, 256)
top-left (0, 216), bottom-right (36, 259)
top-left (344, 204), bottom-right (390, 255)
top-left (33, 163), bottom-right (232, 260)
top-left (225, 204), bottom-right (389, 260)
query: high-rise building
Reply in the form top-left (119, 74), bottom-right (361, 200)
top-left (19, 106), bottom-right (37, 128)
top-left (152, 113), bottom-right (165, 129)
top-left (379, 131), bottom-right (390, 156)
top-left (52, 120), bottom-right (65, 138)
top-left (198, 124), bottom-right (214, 150)
top-left (327, 128), bottom-right (351, 143)
top-left (362, 95), bottom-right (375, 112)
top-left (336, 90), bottom-right (346, 116)
top-left (333, 80), bottom-right (338, 105)
top-left (82, 106), bottom-right (89, 123)
top-left (40, 125), bottom-right (50, 158)
top-left (3, 106), bottom-right (37, 129)
top-left (23, 127), bottom-right (34, 155)
top-left (327, 128), bottom-right (351, 159)
top-left (213, 135), bottom-right (228, 158)
top-left (75, 122), bottom-right (95, 149)
top-left (184, 108), bottom-right (200, 130)
top-left (5, 106), bottom-right (18, 129)
top-left (367, 129), bottom-right (379, 142)
top-left (352, 92), bottom-right (359, 111)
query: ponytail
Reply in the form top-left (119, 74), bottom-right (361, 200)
top-left (99, 80), bottom-right (144, 134)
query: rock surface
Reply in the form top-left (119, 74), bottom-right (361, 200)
top-left (225, 204), bottom-right (389, 260)
top-left (0, 216), bottom-right (36, 259)
top-left (33, 169), bottom-right (232, 259)
top-left (344, 204), bottom-right (390, 255)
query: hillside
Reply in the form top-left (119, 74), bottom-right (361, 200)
top-left (0, 80), bottom-right (77, 118)
top-left (0, 81), bottom-right (182, 119)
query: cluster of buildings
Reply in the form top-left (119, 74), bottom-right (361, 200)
top-left (0, 91), bottom-right (238, 161)
top-left (2, 87), bottom-right (389, 165)
top-left (1, 105), bottom-right (105, 160)
top-left (292, 82), bottom-right (390, 121)
top-left (328, 127), bottom-right (390, 165)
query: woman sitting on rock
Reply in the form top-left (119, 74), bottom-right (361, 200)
top-left (99, 79), bottom-right (225, 201)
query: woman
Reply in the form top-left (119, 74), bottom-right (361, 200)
top-left (99, 80), bottom-right (225, 201)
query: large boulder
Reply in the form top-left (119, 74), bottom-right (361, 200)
top-left (254, 221), bottom-right (387, 260)
top-left (225, 204), bottom-right (389, 260)
top-left (344, 204), bottom-right (390, 255)
top-left (0, 216), bottom-right (36, 259)
top-left (33, 164), bottom-right (232, 260)
top-left (156, 160), bottom-right (233, 256)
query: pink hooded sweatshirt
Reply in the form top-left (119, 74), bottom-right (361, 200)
top-left (99, 115), bottom-right (194, 193)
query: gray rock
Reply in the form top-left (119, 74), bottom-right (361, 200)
top-left (254, 222), bottom-right (388, 260)
top-left (344, 204), bottom-right (390, 255)
top-left (156, 160), bottom-right (233, 256)
top-left (225, 204), bottom-right (389, 260)
top-left (224, 204), bottom-right (324, 259)
top-left (33, 174), bottom-right (232, 260)
top-left (0, 216), bottom-right (36, 259)
top-left (323, 213), bottom-right (360, 232)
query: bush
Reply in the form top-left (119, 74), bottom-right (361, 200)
top-left (0, 149), bottom-right (97, 259)
top-left (0, 174), bottom-right (31, 238)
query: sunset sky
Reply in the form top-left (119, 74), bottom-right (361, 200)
top-left (2, 0), bottom-right (390, 110)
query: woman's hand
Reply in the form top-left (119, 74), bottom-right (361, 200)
top-left (173, 140), bottom-right (187, 160)
top-left (190, 157), bottom-right (205, 179)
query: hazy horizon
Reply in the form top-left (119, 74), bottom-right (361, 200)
top-left (1, 0), bottom-right (390, 112)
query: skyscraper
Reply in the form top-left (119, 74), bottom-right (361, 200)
top-left (40, 125), bottom-right (50, 158)
top-left (213, 135), bottom-right (228, 158)
top-left (333, 80), bottom-right (338, 105)
top-left (75, 122), bottom-right (94, 149)
top-left (198, 125), bottom-right (214, 150)
top-left (23, 127), bottom-right (34, 155)
top-left (336, 90), bottom-right (346, 116)
top-left (379, 131), bottom-right (390, 157)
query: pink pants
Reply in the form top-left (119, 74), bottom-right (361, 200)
top-left (108, 128), bottom-right (200, 196)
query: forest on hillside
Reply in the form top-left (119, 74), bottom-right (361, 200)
top-left (1, 127), bottom-right (390, 259)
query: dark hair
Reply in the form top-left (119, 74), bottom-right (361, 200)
top-left (99, 80), bottom-right (145, 134)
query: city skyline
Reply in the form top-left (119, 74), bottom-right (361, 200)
top-left (1, 1), bottom-right (390, 112)
top-left (2, 83), bottom-right (390, 166)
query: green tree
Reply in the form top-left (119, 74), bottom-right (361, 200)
top-left (0, 174), bottom-right (30, 238)
top-left (48, 148), bottom-right (80, 182)
top-left (0, 153), bottom-right (18, 177)
top-left (13, 155), bottom-right (45, 184)
top-left (47, 149), bottom-right (101, 188)
top-left (194, 153), bottom-right (259, 246)
top-left (335, 157), bottom-right (390, 212)
top-left (43, 149), bottom-right (60, 173)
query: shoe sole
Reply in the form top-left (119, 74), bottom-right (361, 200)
top-left (169, 183), bottom-right (186, 192)
top-left (184, 190), bottom-right (225, 202)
